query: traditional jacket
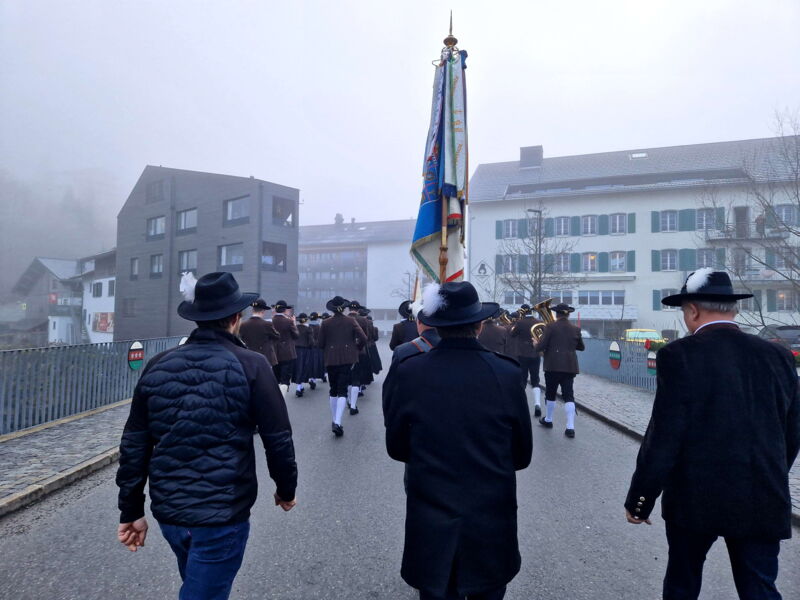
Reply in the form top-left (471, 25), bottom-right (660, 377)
top-left (533, 318), bottom-right (584, 373)
top-left (625, 324), bottom-right (800, 540)
top-left (272, 313), bottom-right (299, 362)
top-left (479, 320), bottom-right (509, 355)
top-left (317, 312), bottom-right (368, 367)
top-left (510, 316), bottom-right (541, 358)
top-left (239, 316), bottom-right (280, 366)
top-left (390, 319), bottom-right (418, 350)
top-left (296, 323), bottom-right (315, 348)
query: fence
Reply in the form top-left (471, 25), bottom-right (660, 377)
top-left (579, 337), bottom-right (657, 392)
top-left (0, 337), bottom-right (184, 435)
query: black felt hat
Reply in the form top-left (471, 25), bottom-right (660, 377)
top-left (177, 272), bottom-right (258, 322)
top-left (309, 311), bottom-right (320, 320)
top-left (519, 303), bottom-right (532, 313)
top-left (321, 312), bottom-right (331, 319)
top-left (273, 299), bottom-right (293, 312)
top-left (418, 282), bottom-right (500, 327)
top-left (348, 300), bottom-right (363, 311)
top-left (661, 269), bottom-right (753, 307)
top-left (326, 296), bottom-right (350, 313)
top-left (297, 312), bottom-right (309, 322)
top-left (552, 303), bottom-right (576, 314)
top-left (358, 307), bottom-right (371, 316)
top-left (398, 300), bottom-right (413, 319)
top-left (251, 298), bottom-right (271, 311)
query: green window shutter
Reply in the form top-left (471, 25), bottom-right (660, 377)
top-left (544, 218), bottom-right (554, 238)
top-left (570, 253), bottom-right (581, 273)
top-left (678, 248), bottom-right (697, 271)
top-left (652, 290), bottom-right (662, 311)
top-left (678, 209), bottom-right (696, 231)
top-left (598, 252), bottom-right (609, 272)
top-left (517, 254), bottom-right (528, 274)
top-left (598, 214), bottom-right (610, 235)
top-left (517, 218), bottom-right (528, 238)
top-left (626, 250), bottom-right (636, 272)
top-left (715, 248), bottom-right (726, 269)
top-left (495, 220), bottom-right (503, 239)
top-left (767, 289), bottom-right (777, 312)
top-left (651, 250), bottom-right (661, 272)
top-left (544, 253), bottom-right (555, 274)
top-left (715, 207), bottom-right (726, 229)
top-left (570, 216), bottom-right (581, 236)
top-left (495, 254), bottom-right (503, 273)
top-left (651, 211), bottom-right (661, 233)
top-left (752, 289), bottom-right (763, 312)
top-left (627, 212), bottom-right (636, 233)
top-left (765, 249), bottom-right (776, 269)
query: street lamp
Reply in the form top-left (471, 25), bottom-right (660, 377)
top-left (526, 209), bottom-right (544, 302)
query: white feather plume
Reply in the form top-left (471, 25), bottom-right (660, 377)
top-left (409, 299), bottom-right (423, 318)
top-left (421, 283), bottom-right (446, 316)
top-left (179, 271), bottom-right (198, 302)
top-left (685, 267), bottom-right (713, 293)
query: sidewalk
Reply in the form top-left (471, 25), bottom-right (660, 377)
top-left (568, 373), bottom-right (800, 524)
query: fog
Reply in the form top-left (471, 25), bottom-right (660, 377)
top-left (1, 0), bottom-right (799, 295)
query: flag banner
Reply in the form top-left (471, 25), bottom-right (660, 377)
top-left (411, 47), bottom-right (468, 283)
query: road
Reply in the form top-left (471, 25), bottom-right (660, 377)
top-left (0, 356), bottom-right (798, 599)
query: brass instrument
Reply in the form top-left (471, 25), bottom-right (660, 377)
top-left (531, 298), bottom-right (556, 342)
top-left (499, 311), bottom-right (513, 326)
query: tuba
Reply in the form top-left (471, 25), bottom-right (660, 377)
top-left (499, 311), bottom-right (513, 326)
top-left (530, 298), bottom-right (555, 342)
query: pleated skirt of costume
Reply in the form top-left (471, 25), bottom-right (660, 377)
top-left (368, 343), bottom-right (382, 375)
top-left (292, 347), bottom-right (314, 384)
top-left (353, 351), bottom-right (374, 386)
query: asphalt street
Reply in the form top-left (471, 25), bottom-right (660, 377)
top-left (0, 354), bottom-right (798, 599)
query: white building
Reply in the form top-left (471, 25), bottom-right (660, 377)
top-left (77, 250), bottom-right (116, 343)
top-left (468, 137), bottom-right (799, 339)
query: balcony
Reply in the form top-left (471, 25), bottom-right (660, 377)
top-left (705, 222), bottom-right (791, 242)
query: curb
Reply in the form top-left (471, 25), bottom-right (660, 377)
top-left (0, 446), bottom-right (119, 519)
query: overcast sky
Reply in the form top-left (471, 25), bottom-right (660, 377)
top-left (1, 0), bottom-right (799, 226)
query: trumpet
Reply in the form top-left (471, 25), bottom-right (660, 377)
top-left (530, 298), bottom-right (555, 342)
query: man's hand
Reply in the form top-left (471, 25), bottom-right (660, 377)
top-left (625, 509), bottom-right (651, 525)
top-left (274, 492), bottom-right (297, 512)
top-left (118, 517), bottom-right (149, 551)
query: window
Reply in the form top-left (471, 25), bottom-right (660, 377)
top-left (581, 215), bottom-right (597, 236)
top-left (146, 216), bottom-right (166, 238)
top-left (630, 152), bottom-right (648, 160)
top-left (733, 248), bottom-right (751, 273)
top-left (776, 204), bottom-right (797, 226)
top-left (610, 251), bottom-right (626, 272)
top-left (92, 282), bottom-right (103, 298)
top-left (578, 290), bottom-right (600, 305)
top-left (610, 213), bottom-right (627, 234)
top-left (146, 180), bottom-right (165, 203)
top-left (51, 279), bottom-right (58, 290)
top-left (697, 248), bottom-right (715, 269)
top-left (502, 219), bottom-right (518, 239)
top-left (108, 280), bottom-right (115, 297)
top-left (272, 197), bottom-right (295, 227)
top-left (262, 242), bottom-right (287, 272)
top-left (696, 208), bottom-right (715, 230)
top-left (122, 298), bottom-right (137, 317)
top-left (178, 249), bottom-right (197, 273)
top-left (739, 293), bottom-right (756, 312)
top-left (130, 258), bottom-right (139, 280)
top-left (773, 251), bottom-right (787, 270)
top-left (219, 243), bottom-right (244, 270)
top-left (501, 255), bottom-right (517, 274)
top-left (504, 291), bottom-right (526, 304)
top-left (223, 196), bottom-right (250, 225)
top-left (555, 216), bottom-right (570, 236)
top-left (660, 249), bottom-right (677, 271)
top-left (553, 253), bottom-right (570, 273)
top-left (176, 208), bottom-right (197, 233)
top-left (661, 289), bottom-right (679, 310)
top-left (582, 252), bottom-right (597, 272)
top-left (776, 290), bottom-right (797, 311)
top-left (660, 210), bottom-right (677, 232)
top-left (150, 254), bottom-right (164, 277)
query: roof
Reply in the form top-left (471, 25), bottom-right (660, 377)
top-left (37, 258), bottom-right (79, 280)
top-left (300, 219), bottom-right (417, 247)
top-left (141, 165), bottom-right (299, 190)
top-left (12, 257), bottom-right (79, 295)
top-left (469, 136), bottom-right (800, 203)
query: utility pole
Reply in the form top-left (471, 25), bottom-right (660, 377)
top-left (527, 208), bottom-right (543, 302)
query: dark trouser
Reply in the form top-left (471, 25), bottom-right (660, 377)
top-left (544, 371), bottom-right (575, 402)
top-left (159, 521), bottom-right (250, 600)
top-left (273, 360), bottom-right (295, 385)
top-left (663, 521), bottom-right (782, 600)
top-left (517, 355), bottom-right (540, 387)
top-left (327, 363), bottom-right (352, 397)
top-left (419, 585), bottom-right (506, 600)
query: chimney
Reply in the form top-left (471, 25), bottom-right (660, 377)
top-left (520, 145), bottom-right (543, 168)
top-left (334, 213), bottom-right (344, 226)
top-left (351, 218), bottom-right (356, 224)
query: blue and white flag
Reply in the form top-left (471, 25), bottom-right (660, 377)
top-left (411, 47), bottom-right (468, 283)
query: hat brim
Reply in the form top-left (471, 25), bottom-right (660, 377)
top-left (419, 302), bottom-right (500, 327)
top-left (553, 307), bottom-right (576, 314)
top-left (661, 292), bottom-right (754, 307)
top-left (178, 292), bottom-right (259, 321)
top-left (326, 299), bottom-right (348, 312)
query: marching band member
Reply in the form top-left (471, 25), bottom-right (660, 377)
top-left (292, 313), bottom-right (316, 397)
top-left (271, 300), bottom-right (299, 392)
top-left (478, 311), bottom-right (509, 356)
top-left (307, 311), bottom-right (325, 387)
top-left (347, 301), bottom-right (373, 413)
top-left (390, 300), bottom-right (418, 350)
top-left (510, 304), bottom-right (543, 416)
top-left (239, 299), bottom-right (280, 369)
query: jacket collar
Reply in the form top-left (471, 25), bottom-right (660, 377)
top-left (694, 321), bottom-right (740, 336)
top-left (421, 328), bottom-right (441, 346)
top-left (435, 336), bottom-right (484, 351)
top-left (188, 327), bottom-right (247, 349)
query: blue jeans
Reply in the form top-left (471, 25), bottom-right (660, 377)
top-left (159, 521), bottom-right (250, 600)
top-left (664, 521), bottom-right (782, 599)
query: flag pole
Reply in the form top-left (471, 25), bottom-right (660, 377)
top-left (439, 14), bottom-right (458, 284)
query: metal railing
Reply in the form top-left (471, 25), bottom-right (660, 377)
top-left (0, 337), bottom-right (184, 435)
top-left (579, 337), bottom-right (657, 392)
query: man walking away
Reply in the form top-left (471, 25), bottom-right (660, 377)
top-left (390, 300), bottom-right (419, 350)
top-left (534, 302), bottom-right (584, 438)
top-left (272, 299), bottom-right (299, 391)
top-left (384, 282), bottom-right (533, 600)
top-left (625, 269), bottom-right (800, 600)
top-left (477, 313), bottom-right (508, 356)
top-left (116, 272), bottom-right (297, 600)
top-left (510, 304), bottom-right (543, 416)
top-left (239, 299), bottom-right (280, 369)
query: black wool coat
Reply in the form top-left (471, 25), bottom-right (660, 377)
top-left (383, 337), bottom-right (533, 597)
top-left (390, 319), bottom-right (419, 350)
top-left (625, 324), bottom-right (800, 540)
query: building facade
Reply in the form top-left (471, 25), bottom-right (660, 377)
top-left (78, 250), bottom-right (116, 344)
top-left (298, 217), bottom-right (417, 331)
top-left (115, 166), bottom-right (299, 341)
top-left (468, 137), bottom-right (800, 338)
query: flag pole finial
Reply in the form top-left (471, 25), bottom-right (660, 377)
top-left (443, 11), bottom-right (458, 48)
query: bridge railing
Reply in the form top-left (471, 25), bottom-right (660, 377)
top-left (578, 338), bottom-right (657, 392)
top-left (0, 337), bottom-right (184, 435)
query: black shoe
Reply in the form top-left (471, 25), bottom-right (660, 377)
top-left (565, 428), bottom-right (575, 438)
top-left (332, 423), bottom-right (343, 437)
top-left (538, 417), bottom-right (553, 428)
top-left (350, 407), bottom-right (359, 415)
top-left (309, 380), bottom-right (316, 390)
top-left (534, 405), bottom-right (542, 417)
top-left (295, 389), bottom-right (304, 398)
top-left (358, 390), bottom-right (364, 397)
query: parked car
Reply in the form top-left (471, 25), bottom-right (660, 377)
top-left (580, 329), bottom-right (592, 339)
top-left (757, 325), bottom-right (800, 355)
top-left (622, 329), bottom-right (666, 344)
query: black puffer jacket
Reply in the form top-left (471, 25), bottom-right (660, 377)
top-left (116, 328), bottom-right (297, 526)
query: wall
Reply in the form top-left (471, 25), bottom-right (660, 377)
top-left (366, 240), bottom-right (417, 331)
top-left (82, 276), bottom-right (115, 343)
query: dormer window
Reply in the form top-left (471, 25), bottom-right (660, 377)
top-left (629, 152), bottom-right (648, 160)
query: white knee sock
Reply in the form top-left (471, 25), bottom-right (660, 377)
top-left (533, 387), bottom-right (541, 407)
top-left (297, 383), bottom-right (304, 392)
top-left (545, 400), bottom-right (556, 422)
top-left (565, 402), bottom-right (576, 430)
top-left (349, 386), bottom-right (359, 410)
top-left (329, 397), bottom-right (337, 422)
top-left (335, 397), bottom-right (346, 425)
